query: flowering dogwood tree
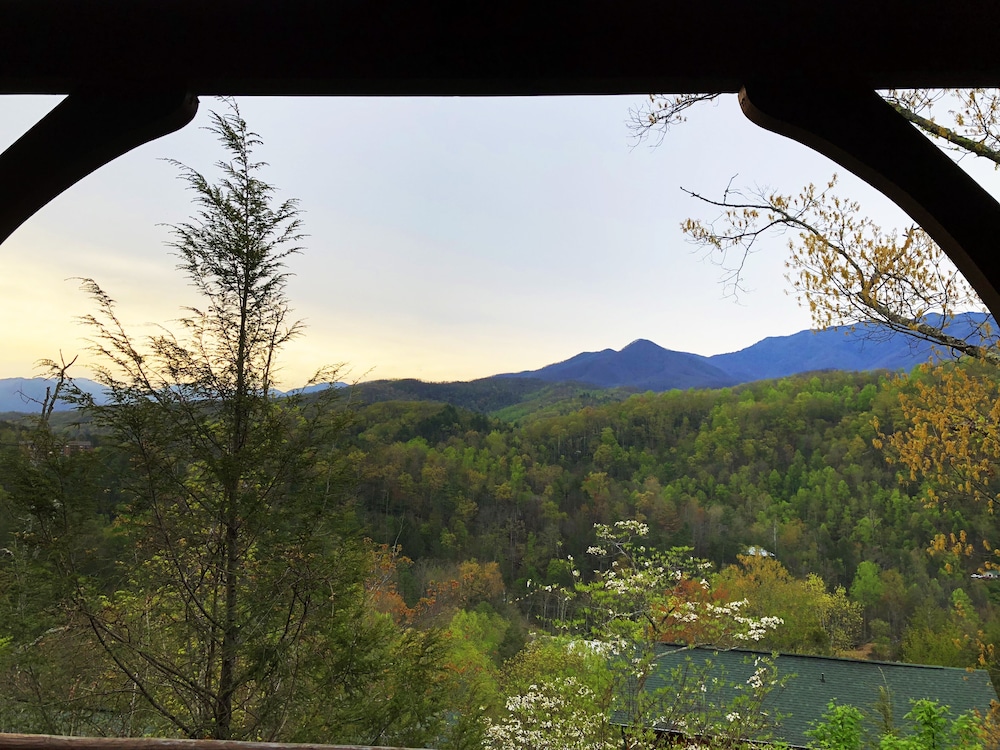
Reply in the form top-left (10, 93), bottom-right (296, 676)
top-left (484, 675), bottom-right (617, 750)
top-left (573, 520), bottom-right (784, 647)
top-left (487, 521), bottom-right (786, 750)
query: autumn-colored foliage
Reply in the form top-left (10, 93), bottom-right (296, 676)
top-left (367, 543), bottom-right (506, 626)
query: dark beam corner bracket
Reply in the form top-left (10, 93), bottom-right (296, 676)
top-left (739, 82), bottom-right (1000, 316)
top-left (0, 92), bottom-right (199, 244)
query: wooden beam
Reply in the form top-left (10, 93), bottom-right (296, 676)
top-left (2, 0), bottom-right (1000, 96)
top-left (3, 0), bottom-right (1000, 313)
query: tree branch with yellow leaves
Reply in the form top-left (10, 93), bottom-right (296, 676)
top-left (679, 177), bottom-right (999, 364)
top-left (884, 88), bottom-right (1000, 167)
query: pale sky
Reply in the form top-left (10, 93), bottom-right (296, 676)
top-left (1, 94), bottom-right (982, 388)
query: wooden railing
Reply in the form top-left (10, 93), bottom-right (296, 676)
top-left (0, 736), bottom-right (429, 750)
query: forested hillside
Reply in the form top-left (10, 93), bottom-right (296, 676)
top-left (345, 368), bottom-right (1000, 654)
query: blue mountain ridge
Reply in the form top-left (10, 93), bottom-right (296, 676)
top-left (0, 379), bottom-right (341, 415)
top-left (498, 312), bottom-right (995, 391)
top-left (0, 377), bottom-right (108, 415)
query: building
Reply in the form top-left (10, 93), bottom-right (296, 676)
top-left (621, 645), bottom-right (998, 748)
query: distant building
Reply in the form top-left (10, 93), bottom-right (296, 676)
top-left (745, 545), bottom-right (775, 557)
top-left (62, 440), bottom-right (93, 456)
top-left (971, 569), bottom-right (1000, 580)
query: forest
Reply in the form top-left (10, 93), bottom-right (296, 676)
top-left (4, 359), bottom-right (1000, 747)
top-left (4, 94), bottom-right (1000, 749)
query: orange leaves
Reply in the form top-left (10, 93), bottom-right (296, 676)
top-left (879, 363), bottom-right (1000, 569)
top-left (932, 531), bottom-right (975, 559)
top-left (650, 576), bottom-right (735, 646)
top-left (366, 542), bottom-right (416, 624)
top-left (365, 543), bottom-right (507, 626)
top-left (783, 182), bottom-right (961, 334)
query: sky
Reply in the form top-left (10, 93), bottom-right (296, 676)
top-left (0, 94), bottom-right (971, 388)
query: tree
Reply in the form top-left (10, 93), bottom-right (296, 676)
top-left (0, 360), bottom-right (124, 734)
top-left (877, 361), bottom-right (1000, 568)
top-left (11, 103), bottom-right (434, 742)
top-left (900, 589), bottom-right (982, 670)
top-left (805, 701), bottom-right (866, 750)
top-left (481, 635), bottom-right (619, 750)
top-left (634, 89), bottom-right (1000, 571)
top-left (717, 555), bottom-right (862, 654)
top-left (850, 561), bottom-right (885, 637)
top-left (69, 104), bottom-right (354, 740)
top-left (806, 698), bottom-right (986, 750)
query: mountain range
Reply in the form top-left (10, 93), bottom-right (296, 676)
top-left (0, 313), bottom-right (991, 414)
top-left (498, 312), bottom-right (993, 391)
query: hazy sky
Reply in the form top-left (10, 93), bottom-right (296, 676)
top-left (0, 94), bottom-right (974, 388)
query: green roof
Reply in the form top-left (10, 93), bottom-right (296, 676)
top-left (623, 645), bottom-right (998, 748)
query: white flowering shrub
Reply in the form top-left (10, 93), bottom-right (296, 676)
top-left (483, 676), bottom-right (616, 750)
top-left (505, 520), bottom-right (788, 750)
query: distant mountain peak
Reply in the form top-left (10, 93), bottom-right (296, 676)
top-left (499, 338), bottom-right (734, 391)
top-left (622, 338), bottom-right (662, 351)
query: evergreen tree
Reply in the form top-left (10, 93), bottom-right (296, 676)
top-left (64, 103), bottom-right (360, 740)
top-left (0, 103), bottom-right (454, 743)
